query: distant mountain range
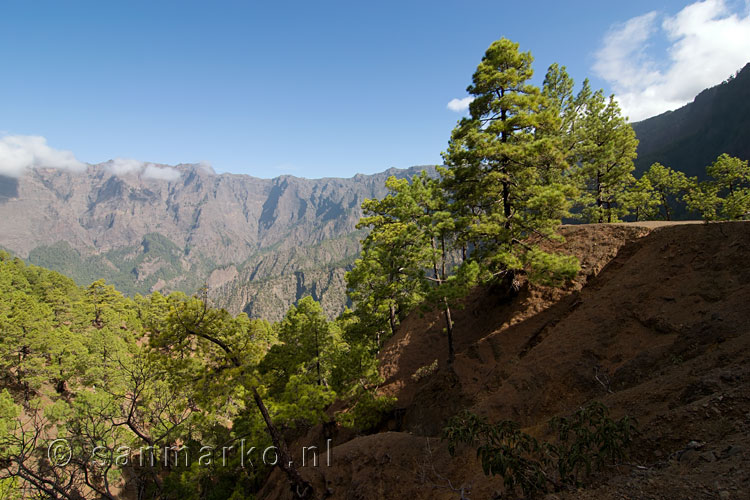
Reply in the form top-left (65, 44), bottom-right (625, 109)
top-left (632, 62), bottom-right (750, 178)
top-left (2, 63), bottom-right (748, 320)
top-left (0, 163), bottom-right (434, 320)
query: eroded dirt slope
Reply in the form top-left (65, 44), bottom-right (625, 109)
top-left (261, 222), bottom-right (750, 500)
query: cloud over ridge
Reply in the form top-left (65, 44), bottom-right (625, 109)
top-left (594, 0), bottom-right (750, 121)
top-left (0, 135), bottom-right (86, 178)
top-left (104, 158), bottom-right (181, 181)
top-left (143, 164), bottom-right (181, 181)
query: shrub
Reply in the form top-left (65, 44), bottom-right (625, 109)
top-left (411, 359), bottom-right (438, 382)
top-left (442, 402), bottom-right (637, 497)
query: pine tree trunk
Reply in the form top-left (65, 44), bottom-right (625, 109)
top-left (443, 297), bottom-right (455, 364)
top-left (389, 303), bottom-right (398, 337)
top-left (314, 328), bottom-right (322, 386)
top-left (187, 321), bottom-right (318, 500)
top-left (431, 236), bottom-right (440, 281)
top-left (501, 104), bottom-right (511, 229)
top-left (251, 387), bottom-right (316, 499)
top-left (597, 171), bottom-right (603, 223)
top-left (441, 236), bottom-right (447, 279)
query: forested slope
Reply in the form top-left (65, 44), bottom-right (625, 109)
top-left (0, 250), bottom-right (388, 499)
top-left (3, 36), bottom-right (750, 500)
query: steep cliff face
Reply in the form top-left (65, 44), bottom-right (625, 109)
top-left (632, 62), bottom-right (750, 178)
top-left (0, 163), bottom-right (434, 319)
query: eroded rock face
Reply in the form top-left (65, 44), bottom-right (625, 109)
top-left (0, 162), bottom-right (435, 319)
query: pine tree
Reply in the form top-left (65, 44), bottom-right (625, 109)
top-left (278, 297), bottom-right (338, 387)
top-left (620, 176), bottom-right (660, 222)
top-left (685, 154), bottom-right (750, 220)
top-left (642, 162), bottom-right (693, 220)
top-left (571, 90), bottom-right (638, 223)
top-left (151, 293), bottom-right (317, 500)
top-left (346, 176), bottom-right (428, 344)
top-left (442, 38), bottom-right (576, 283)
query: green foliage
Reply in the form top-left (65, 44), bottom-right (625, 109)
top-left (641, 162), bottom-right (693, 220)
top-left (525, 248), bottom-right (580, 287)
top-left (0, 390), bottom-right (19, 438)
top-left (347, 175), bottom-right (431, 344)
top-left (272, 374), bottom-right (337, 425)
top-left (548, 402), bottom-right (637, 485)
top-left (569, 89), bottom-right (639, 223)
top-left (684, 154), bottom-right (750, 221)
top-left (259, 296), bottom-right (342, 425)
top-left (443, 411), bottom-right (548, 497)
top-left (619, 176), bottom-right (660, 222)
top-left (0, 253), bottom-right (161, 498)
top-left (0, 252), bottom-right (284, 499)
top-left (411, 359), bottom-right (438, 382)
top-left (443, 38), bottom-right (572, 273)
top-left (685, 183), bottom-right (721, 221)
top-left (443, 402), bottom-right (637, 497)
top-left (336, 390), bottom-right (396, 431)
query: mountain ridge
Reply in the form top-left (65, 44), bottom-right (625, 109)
top-left (632, 62), bottom-right (750, 177)
top-left (0, 162), bottom-right (436, 320)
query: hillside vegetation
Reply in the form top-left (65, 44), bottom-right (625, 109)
top-left (0, 250), bottom-right (390, 499)
top-left (2, 36), bottom-right (749, 500)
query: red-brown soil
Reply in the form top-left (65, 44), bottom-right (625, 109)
top-left (261, 222), bottom-right (750, 500)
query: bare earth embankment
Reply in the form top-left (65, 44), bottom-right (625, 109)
top-left (261, 222), bottom-right (750, 500)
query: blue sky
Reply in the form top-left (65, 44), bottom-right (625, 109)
top-left (1, 0), bottom-right (749, 179)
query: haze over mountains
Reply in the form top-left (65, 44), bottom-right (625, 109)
top-left (0, 162), bottom-right (433, 320)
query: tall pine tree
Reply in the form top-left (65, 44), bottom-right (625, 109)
top-left (442, 38), bottom-right (576, 284)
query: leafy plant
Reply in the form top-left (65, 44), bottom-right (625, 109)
top-left (336, 391), bottom-right (396, 431)
top-left (411, 359), bottom-right (439, 382)
top-left (443, 402), bottom-right (637, 497)
top-left (547, 402), bottom-right (637, 486)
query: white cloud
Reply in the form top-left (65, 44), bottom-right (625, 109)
top-left (142, 164), bottom-right (181, 181)
top-left (594, 0), bottom-right (750, 121)
top-left (197, 161), bottom-right (215, 174)
top-left (107, 158), bottom-right (145, 176)
top-left (447, 96), bottom-right (474, 113)
top-left (593, 12), bottom-right (661, 94)
top-left (105, 158), bottom-right (181, 181)
top-left (0, 135), bottom-right (86, 178)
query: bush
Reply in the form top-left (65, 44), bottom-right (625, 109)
top-left (442, 402), bottom-right (637, 497)
top-left (337, 390), bottom-right (396, 431)
top-left (411, 359), bottom-right (438, 382)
